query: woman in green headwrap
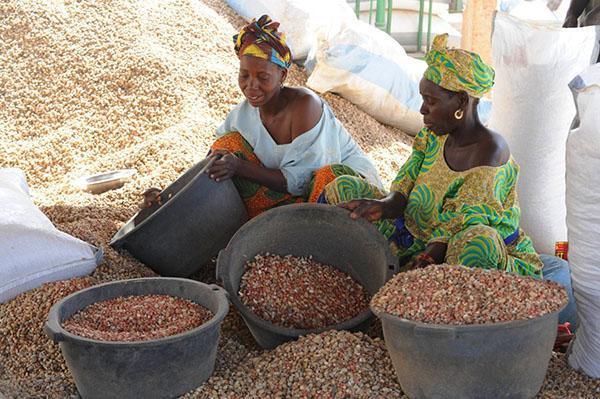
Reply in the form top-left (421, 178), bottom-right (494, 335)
top-left (319, 34), bottom-right (542, 277)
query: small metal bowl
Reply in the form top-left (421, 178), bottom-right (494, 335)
top-left (74, 169), bottom-right (136, 194)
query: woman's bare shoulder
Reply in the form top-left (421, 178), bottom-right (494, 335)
top-left (286, 87), bottom-right (323, 137)
top-left (479, 130), bottom-right (510, 167)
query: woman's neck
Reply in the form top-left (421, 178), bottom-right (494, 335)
top-left (259, 87), bottom-right (287, 117)
top-left (449, 107), bottom-right (485, 146)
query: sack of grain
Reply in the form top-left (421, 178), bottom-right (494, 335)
top-left (224, 0), bottom-right (356, 61)
top-left (0, 169), bottom-right (102, 303)
top-left (489, 12), bottom-right (599, 254)
top-left (307, 21), bottom-right (492, 136)
top-left (306, 21), bottom-right (425, 135)
top-left (566, 64), bottom-right (600, 379)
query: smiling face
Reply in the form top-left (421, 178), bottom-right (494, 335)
top-left (238, 55), bottom-right (287, 107)
top-left (419, 77), bottom-right (466, 135)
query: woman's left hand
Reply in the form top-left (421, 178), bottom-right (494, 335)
top-left (412, 242), bottom-right (448, 269)
top-left (207, 149), bottom-right (241, 181)
top-left (412, 258), bottom-right (432, 269)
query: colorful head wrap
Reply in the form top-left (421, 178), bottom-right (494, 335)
top-left (234, 15), bottom-right (292, 69)
top-left (424, 34), bottom-right (495, 98)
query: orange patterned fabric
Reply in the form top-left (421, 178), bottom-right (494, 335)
top-left (306, 166), bottom-right (336, 203)
top-left (211, 132), bottom-right (357, 218)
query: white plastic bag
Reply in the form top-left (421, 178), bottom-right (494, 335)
top-left (307, 20), bottom-right (493, 136)
top-left (566, 64), bottom-right (600, 379)
top-left (0, 169), bottom-right (102, 303)
top-left (224, 0), bottom-right (356, 61)
top-left (307, 21), bottom-right (426, 135)
top-left (489, 13), bottom-right (599, 254)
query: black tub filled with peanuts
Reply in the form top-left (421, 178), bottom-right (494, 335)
top-left (45, 278), bottom-right (229, 399)
top-left (370, 264), bottom-right (568, 399)
top-left (216, 203), bottom-right (399, 349)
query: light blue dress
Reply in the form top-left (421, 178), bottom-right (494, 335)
top-left (216, 99), bottom-right (383, 196)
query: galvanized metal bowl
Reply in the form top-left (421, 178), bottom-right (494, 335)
top-left (74, 169), bottom-right (136, 195)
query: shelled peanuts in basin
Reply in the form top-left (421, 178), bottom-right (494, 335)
top-left (371, 264), bottom-right (568, 325)
top-left (62, 295), bottom-right (213, 342)
top-left (239, 254), bottom-right (370, 329)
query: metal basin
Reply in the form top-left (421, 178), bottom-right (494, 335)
top-left (74, 169), bottom-right (136, 194)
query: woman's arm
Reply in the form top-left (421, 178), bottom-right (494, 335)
top-left (381, 191), bottom-right (409, 219)
top-left (340, 129), bottom-right (430, 221)
top-left (208, 149), bottom-right (288, 193)
top-left (413, 242), bottom-right (448, 268)
top-left (340, 191), bottom-right (408, 221)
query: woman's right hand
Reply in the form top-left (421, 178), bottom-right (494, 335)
top-left (207, 149), bottom-right (240, 182)
top-left (338, 199), bottom-right (386, 222)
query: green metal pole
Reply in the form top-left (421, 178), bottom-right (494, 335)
top-left (386, 0), bottom-right (393, 33)
top-left (355, 0), bottom-right (360, 18)
top-left (417, 0), bottom-right (425, 52)
top-left (375, 0), bottom-right (386, 30)
top-left (369, 0), bottom-right (374, 24)
top-left (426, 0), bottom-right (433, 51)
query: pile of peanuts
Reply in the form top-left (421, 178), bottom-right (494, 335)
top-left (0, 278), bottom-right (94, 398)
top-left (62, 295), bottom-right (213, 342)
top-left (371, 264), bottom-right (568, 325)
top-left (239, 254), bottom-right (370, 329)
top-left (187, 330), bottom-right (405, 398)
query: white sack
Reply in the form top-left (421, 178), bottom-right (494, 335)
top-left (489, 13), bottom-right (599, 254)
top-left (0, 168), bottom-right (102, 303)
top-left (224, 0), bottom-right (356, 61)
top-left (499, 0), bottom-right (565, 26)
top-left (566, 64), bottom-right (600, 379)
top-left (307, 21), bottom-right (493, 136)
top-left (307, 21), bottom-right (425, 134)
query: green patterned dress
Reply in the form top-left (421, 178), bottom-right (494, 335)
top-left (322, 128), bottom-right (543, 277)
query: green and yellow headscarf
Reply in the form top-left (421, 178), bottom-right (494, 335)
top-left (424, 34), bottom-right (495, 98)
top-left (234, 15), bottom-right (292, 69)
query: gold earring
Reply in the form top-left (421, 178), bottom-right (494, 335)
top-left (454, 109), bottom-right (464, 120)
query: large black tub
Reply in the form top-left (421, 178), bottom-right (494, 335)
top-left (110, 156), bottom-right (248, 277)
top-left (217, 203), bottom-right (399, 349)
top-left (45, 278), bottom-right (229, 399)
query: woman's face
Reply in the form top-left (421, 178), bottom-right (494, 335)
top-left (238, 55), bottom-right (287, 107)
top-left (419, 78), bottom-right (464, 135)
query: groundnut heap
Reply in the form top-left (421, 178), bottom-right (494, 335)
top-left (371, 264), bottom-right (568, 325)
top-left (62, 295), bottom-right (213, 342)
top-left (239, 254), bottom-right (370, 329)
